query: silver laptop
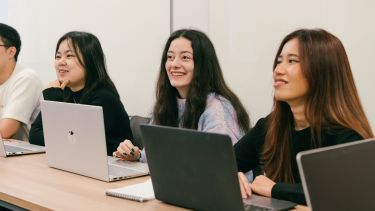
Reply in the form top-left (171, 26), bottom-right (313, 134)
top-left (297, 138), bottom-right (375, 211)
top-left (0, 136), bottom-right (45, 157)
top-left (40, 100), bottom-right (149, 182)
top-left (140, 125), bottom-right (297, 211)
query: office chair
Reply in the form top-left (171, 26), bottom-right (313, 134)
top-left (129, 115), bottom-right (151, 149)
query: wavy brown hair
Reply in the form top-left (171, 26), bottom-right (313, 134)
top-left (153, 29), bottom-right (250, 132)
top-left (263, 29), bottom-right (373, 183)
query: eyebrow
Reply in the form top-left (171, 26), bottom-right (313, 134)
top-left (167, 50), bottom-right (193, 54)
top-left (278, 53), bottom-right (300, 58)
top-left (56, 50), bottom-right (74, 54)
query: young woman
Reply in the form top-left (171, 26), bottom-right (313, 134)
top-left (235, 28), bottom-right (374, 205)
top-left (114, 29), bottom-right (250, 161)
top-left (29, 31), bottom-right (132, 155)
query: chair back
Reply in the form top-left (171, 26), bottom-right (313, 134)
top-left (129, 115), bottom-right (151, 149)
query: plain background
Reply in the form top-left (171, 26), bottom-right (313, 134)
top-left (1, 0), bottom-right (374, 131)
top-left (0, 0), bottom-right (170, 117)
top-left (173, 0), bottom-right (375, 130)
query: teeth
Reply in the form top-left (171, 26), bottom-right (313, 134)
top-left (171, 72), bottom-right (184, 76)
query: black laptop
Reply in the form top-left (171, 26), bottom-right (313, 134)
top-left (297, 138), bottom-right (375, 211)
top-left (140, 125), bottom-right (297, 211)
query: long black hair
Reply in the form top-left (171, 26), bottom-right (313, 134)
top-left (153, 29), bottom-right (250, 132)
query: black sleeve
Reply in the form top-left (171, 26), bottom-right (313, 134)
top-left (87, 90), bottom-right (133, 155)
top-left (29, 88), bottom-right (64, 146)
top-left (272, 183), bottom-right (306, 205)
top-left (234, 118), bottom-right (267, 172)
top-left (29, 112), bottom-right (44, 145)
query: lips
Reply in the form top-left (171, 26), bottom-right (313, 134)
top-left (170, 71), bottom-right (185, 76)
top-left (58, 69), bottom-right (69, 73)
top-left (274, 78), bottom-right (288, 87)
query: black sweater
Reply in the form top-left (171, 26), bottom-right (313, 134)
top-left (234, 116), bottom-right (362, 205)
top-left (29, 86), bottom-right (133, 155)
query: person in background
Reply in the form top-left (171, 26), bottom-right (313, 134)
top-left (235, 28), bottom-right (374, 204)
top-left (114, 29), bottom-right (250, 162)
top-left (29, 31), bottom-right (132, 155)
top-left (0, 23), bottom-right (43, 141)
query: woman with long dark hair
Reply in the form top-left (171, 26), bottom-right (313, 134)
top-left (235, 28), bottom-right (373, 204)
top-left (30, 31), bottom-right (132, 155)
top-left (115, 29), bottom-right (250, 161)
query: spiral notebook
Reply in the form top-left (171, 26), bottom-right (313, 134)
top-left (106, 179), bottom-right (155, 202)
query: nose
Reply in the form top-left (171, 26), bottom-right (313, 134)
top-left (57, 57), bottom-right (67, 66)
top-left (170, 57), bottom-right (181, 68)
top-left (273, 63), bottom-right (285, 75)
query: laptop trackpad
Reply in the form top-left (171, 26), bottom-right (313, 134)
top-left (243, 194), bottom-right (296, 211)
top-left (108, 164), bottom-right (143, 178)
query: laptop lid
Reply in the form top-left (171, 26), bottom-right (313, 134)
top-left (297, 138), bottom-right (375, 211)
top-left (0, 135), bottom-right (45, 157)
top-left (140, 124), bottom-right (296, 211)
top-left (41, 100), bottom-right (148, 182)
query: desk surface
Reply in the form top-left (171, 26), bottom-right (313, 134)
top-left (0, 154), bottom-right (309, 211)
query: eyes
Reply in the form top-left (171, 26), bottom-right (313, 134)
top-left (167, 53), bottom-right (193, 62)
top-left (276, 57), bottom-right (300, 65)
top-left (55, 53), bottom-right (76, 60)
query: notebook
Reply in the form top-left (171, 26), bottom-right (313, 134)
top-left (106, 178), bottom-right (155, 202)
top-left (0, 136), bottom-right (45, 157)
top-left (40, 100), bottom-right (149, 182)
top-left (297, 138), bottom-right (375, 211)
top-left (140, 124), bottom-right (297, 211)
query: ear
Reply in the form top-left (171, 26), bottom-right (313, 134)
top-left (6, 46), bottom-right (17, 59)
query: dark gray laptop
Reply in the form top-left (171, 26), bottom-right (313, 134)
top-left (297, 138), bottom-right (375, 211)
top-left (140, 125), bottom-right (297, 211)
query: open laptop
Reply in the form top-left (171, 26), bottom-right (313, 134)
top-left (40, 100), bottom-right (149, 182)
top-left (0, 136), bottom-right (45, 157)
top-left (140, 125), bottom-right (297, 211)
top-left (297, 138), bottom-right (375, 211)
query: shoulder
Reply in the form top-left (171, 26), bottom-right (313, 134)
top-left (5, 65), bottom-right (43, 93)
top-left (87, 85), bottom-right (121, 106)
top-left (13, 65), bottom-right (42, 84)
top-left (250, 116), bottom-right (269, 136)
top-left (323, 127), bottom-right (363, 145)
top-left (205, 93), bottom-right (234, 113)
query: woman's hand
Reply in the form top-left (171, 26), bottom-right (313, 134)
top-left (47, 79), bottom-right (70, 89)
top-left (113, 139), bottom-right (141, 161)
top-left (238, 172), bottom-right (252, 198)
top-left (251, 175), bottom-right (276, 197)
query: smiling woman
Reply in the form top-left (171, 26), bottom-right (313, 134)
top-left (113, 29), bottom-right (251, 162)
top-left (234, 28), bottom-right (374, 205)
top-left (29, 31), bottom-right (133, 155)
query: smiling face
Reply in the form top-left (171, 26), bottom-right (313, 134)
top-left (273, 38), bottom-right (309, 107)
top-left (54, 39), bottom-right (86, 91)
top-left (165, 37), bottom-right (194, 99)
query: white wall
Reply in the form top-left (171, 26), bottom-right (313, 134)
top-left (173, 0), bottom-right (375, 130)
top-left (2, 0), bottom-right (375, 130)
top-left (0, 0), bottom-right (170, 116)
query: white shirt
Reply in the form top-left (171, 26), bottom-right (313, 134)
top-left (0, 64), bottom-right (43, 141)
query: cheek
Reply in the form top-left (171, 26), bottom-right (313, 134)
top-left (165, 62), bottom-right (171, 72)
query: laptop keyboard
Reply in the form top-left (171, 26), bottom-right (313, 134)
top-left (4, 145), bottom-right (31, 153)
top-left (244, 204), bottom-right (273, 211)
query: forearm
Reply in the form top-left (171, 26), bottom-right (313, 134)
top-left (0, 118), bottom-right (21, 139)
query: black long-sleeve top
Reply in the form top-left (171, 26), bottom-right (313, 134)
top-left (29, 86), bottom-right (133, 155)
top-left (234, 116), bottom-right (362, 205)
